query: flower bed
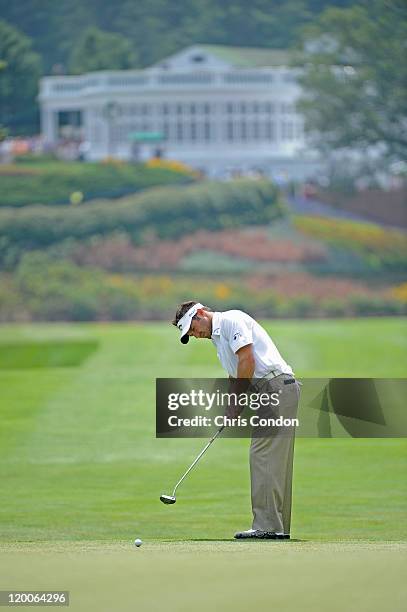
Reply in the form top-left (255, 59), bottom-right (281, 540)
top-left (52, 228), bottom-right (326, 272)
top-left (1, 254), bottom-right (405, 322)
top-left (293, 215), bottom-right (407, 272)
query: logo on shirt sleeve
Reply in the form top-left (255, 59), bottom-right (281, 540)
top-left (233, 332), bottom-right (242, 341)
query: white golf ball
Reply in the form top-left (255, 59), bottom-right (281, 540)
top-left (134, 538), bottom-right (143, 547)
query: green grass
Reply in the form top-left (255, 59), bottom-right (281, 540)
top-left (0, 318), bottom-right (406, 611)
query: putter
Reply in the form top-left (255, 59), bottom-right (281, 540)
top-left (160, 426), bottom-right (224, 505)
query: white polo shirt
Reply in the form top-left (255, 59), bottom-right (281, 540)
top-left (211, 310), bottom-right (294, 379)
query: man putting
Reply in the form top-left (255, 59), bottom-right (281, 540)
top-left (172, 301), bottom-right (300, 540)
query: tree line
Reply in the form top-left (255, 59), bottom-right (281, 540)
top-left (0, 0), bottom-right (355, 73)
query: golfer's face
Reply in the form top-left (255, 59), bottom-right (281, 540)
top-left (189, 315), bottom-right (211, 339)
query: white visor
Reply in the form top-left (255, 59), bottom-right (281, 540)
top-left (177, 303), bottom-right (204, 344)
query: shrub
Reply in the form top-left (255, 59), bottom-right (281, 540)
top-left (0, 275), bottom-right (28, 322)
top-left (0, 179), bottom-right (283, 263)
top-left (275, 296), bottom-right (315, 318)
top-left (14, 153), bottom-right (58, 164)
top-left (0, 160), bottom-right (194, 207)
top-left (319, 298), bottom-right (348, 317)
top-left (349, 294), bottom-right (406, 316)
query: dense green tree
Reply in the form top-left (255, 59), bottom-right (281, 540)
top-left (0, 19), bottom-right (41, 134)
top-left (0, 0), bottom-right (358, 73)
top-left (296, 0), bottom-right (407, 160)
top-left (114, 0), bottom-right (314, 66)
top-left (68, 26), bottom-right (137, 74)
top-left (0, 1), bottom-right (94, 73)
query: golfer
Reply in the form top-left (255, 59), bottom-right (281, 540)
top-left (172, 301), bottom-right (300, 540)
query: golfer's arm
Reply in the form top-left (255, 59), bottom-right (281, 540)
top-left (236, 344), bottom-right (255, 379)
top-left (225, 345), bottom-right (255, 418)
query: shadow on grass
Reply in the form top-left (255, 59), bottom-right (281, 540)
top-left (163, 538), bottom-right (307, 543)
top-left (0, 339), bottom-right (99, 369)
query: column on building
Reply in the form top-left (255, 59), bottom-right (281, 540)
top-left (40, 107), bottom-right (58, 145)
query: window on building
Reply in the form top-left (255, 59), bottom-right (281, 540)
top-left (240, 102), bottom-right (246, 114)
top-left (177, 122), bottom-right (183, 141)
top-left (159, 74), bottom-right (212, 84)
top-left (286, 122), bottom-right (294, 140)
top-left (92, 124), bottom-right (101, 143)
top-left (190, 122), bottom-right (197, 140)
top-left (162, 103), bottom-right (169, 115)
top-left (190, 103), bottom-right (196, 115)
top-left (226, 102), bottom-right (233, 114)
top-left (204, 103), bottom-right (210, 114)
top-left (112, 125), bottom-right (125, 144)
top-left (241, 121), bottom-right (247, 140)
top-left (265, 121), bottom-right (275, 141)
top-left (281, 103), bottom-right (294, 114)
top-left (227, 121), bottom-right (234, 141)
top-left (252, 121), bottom-right (259, 140)
top-left (253, 102), bottom-right (259, 114)
top-left (204, 121), bottom-right (211, 140)
top-left (176, 103), bottom-right (183, 115)
top-left (224, 73), bottom-right (273, 84)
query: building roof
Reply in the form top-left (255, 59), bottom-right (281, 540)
top-left (194, 45), bottom-right (292, 68)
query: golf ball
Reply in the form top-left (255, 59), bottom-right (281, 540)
top-left (134, 538), bottom-right (143, 547)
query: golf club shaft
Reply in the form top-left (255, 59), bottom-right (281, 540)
top-left (172, 426), bottom-right (224, 496)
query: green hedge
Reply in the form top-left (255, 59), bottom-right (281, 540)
top-left (0, 161), bottom-right (193, 207)
top-left (0, 179), bottom-right (284, 265)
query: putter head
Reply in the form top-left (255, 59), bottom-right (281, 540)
top-left (160, 494), bottom-right (176, 505)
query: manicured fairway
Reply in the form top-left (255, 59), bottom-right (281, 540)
top-left (0, 541), bottom-right (406, 612)
top-left (0, 319), bottom-right (406, 611)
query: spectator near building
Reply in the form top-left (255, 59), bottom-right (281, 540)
top-left (39, 45), bottom-right (321, 178)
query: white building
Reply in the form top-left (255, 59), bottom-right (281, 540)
top-left (39, 45), bottom-right (322, 179)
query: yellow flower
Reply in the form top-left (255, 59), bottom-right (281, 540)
top-left (158, 276), bottom-right (173, 292)
top-left (100, 157), bottom-right (124, 166)
top-left (70, 191), bottom-right (84, 205)
top-left (145, 158), bottom-right (199, 176)
top-left (215, 283), bottom-right (231, 300)
top-left (390, 283), bottom-right (407, 302)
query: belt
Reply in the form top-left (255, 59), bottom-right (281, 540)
top-left (264, 370), bottom-right (294, 380)
top-left (259, 371), bottom-right (297, 386)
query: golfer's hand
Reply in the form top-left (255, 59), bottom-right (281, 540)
top-left (225, 401), bottom-right (241, 419)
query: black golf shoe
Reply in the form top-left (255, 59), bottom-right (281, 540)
top-left (234, 529), bottom-right (290, 540)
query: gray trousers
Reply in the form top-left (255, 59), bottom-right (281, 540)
top-left (250, 375), bottom-right (300, 534)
